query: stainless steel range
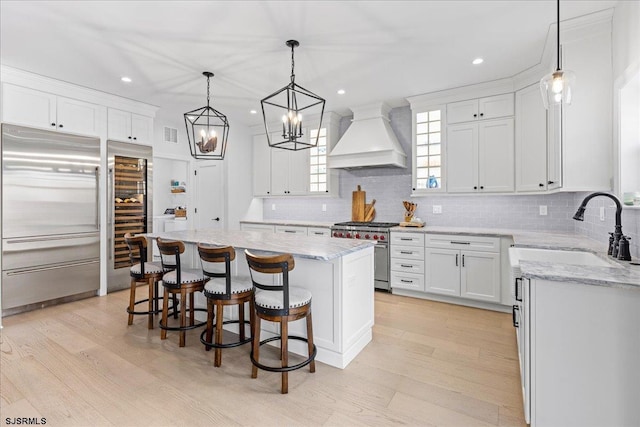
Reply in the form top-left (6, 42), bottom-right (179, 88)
top-left (331, 221), bottom-right (399, 291)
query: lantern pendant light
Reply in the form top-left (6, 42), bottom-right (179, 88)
top-left (184, 71), bottom-right (230, 160)
top-left (261, 40), bottom-right (325, 151)
top-left (540, 0), bottom-right (576, 109)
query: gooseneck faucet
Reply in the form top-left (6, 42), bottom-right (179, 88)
top-left (573, 192), bottom-right (631, 261)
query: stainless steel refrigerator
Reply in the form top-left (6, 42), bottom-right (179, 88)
top-left (107, 140), bottom-right (152, 292)
top-left (1, 124), bottom-right (100, 315)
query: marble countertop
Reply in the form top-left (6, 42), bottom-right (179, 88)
top-left (240, 220), bottom-right (334, 228)
top-left (146, 229), bottom-right (374, 261)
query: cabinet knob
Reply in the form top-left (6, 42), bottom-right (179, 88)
top-left (212, 217), bottom-right (220, 222)
top-left (473, 114), bottom-right (478, 118)
top-left (548, 180), bottom-right (555, 185)
top-left (133, 137), bottom-right (137, 140)
top-left (58, 124), bottom-right (63, 128)
top-left (51, 123), bottom-right (56, 127)
top-left (539, 183), bottom-right (544, 187)
top-left (473, 186), bottom-right (478, 190)
top-left (479, 113), bottom-right (484, 117)
top-left (480, 186), bottom-right (484, 190)
top-left (128, 136), bottom-right (132, 139)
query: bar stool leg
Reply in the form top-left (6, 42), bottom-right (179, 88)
top-left (251, 316), bottom-right (261, 379)
top-left (147, 278), bottom-right (155, 330)
top-left (205, 299), bottom-right (214, 351)
top-left (214, 301), bottom-right (224, 367)
top-left (189, 293), bottom-right (195, 326)
top-left (239, 303), bottom-right (246, 341)
top-left (161, 290), bottom-right (169, 340)
top-left (128, 278), bottom-right (137, 325)
top-left (179, 288), bottom-right (187, 347)
top-left (281, 318), bottom-right (288, 394)
top-left (306, 311), bottom-right (316, 373)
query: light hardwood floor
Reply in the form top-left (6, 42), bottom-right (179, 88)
top-left (1, 290), bottom-right (526, 426)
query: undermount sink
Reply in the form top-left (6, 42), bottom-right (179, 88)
top-left (509, 247), bottom-right (615, 268)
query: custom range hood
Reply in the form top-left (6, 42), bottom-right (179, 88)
top-left (328, 102), bottom-right (406, 169)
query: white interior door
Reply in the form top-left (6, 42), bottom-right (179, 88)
top-left (196, 162), bottom-right (225, 230)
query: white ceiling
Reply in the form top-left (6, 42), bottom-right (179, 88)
top-left (0, 0), bottom-right (619, 126)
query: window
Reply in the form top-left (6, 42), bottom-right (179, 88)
top-left (309, 128), bottom-right (327, 193)
top-left (415, 109), bottom-right (442, 190)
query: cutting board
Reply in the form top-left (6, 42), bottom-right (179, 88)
top-left (352, 185), bottom-right (366, 221)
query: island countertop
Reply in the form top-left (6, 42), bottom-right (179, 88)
top-left (146, 228), bottom-right (375, 261)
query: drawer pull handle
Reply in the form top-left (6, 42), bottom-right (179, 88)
top-left (284, 230), bottom-right (296, 233)
top-left (400, 264), bottom-right (413, 268)
top-left (400, 279), bottom-right (413, 283)
top-left (450, 241), bottom-right (471, 245)
top-left (400, 238), bottom-right (413, 241)
top-left (400, 251), bottom-right (414, 255)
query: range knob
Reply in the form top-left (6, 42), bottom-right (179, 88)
top-left (333, 232), bottom-right (339, 237)
top-left (364, 234), bottom-right (370, 239)
top-left (355, 233), bottom-right (361, 239)
top-left (373, 235), bottom-right (379, 240)
top-left (379, 235), bottom-right (386, 241)
top-left (346, 232), bottom-right (352, 238)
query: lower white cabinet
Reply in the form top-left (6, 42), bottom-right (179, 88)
top-left (275, 225), bottom-right (307, 235)
top-left (390, 232), bottom-right (425, 291)
top-left (240, 222), bottom-right (330, 238)
top-left (308, 227), bottom-right (331, 237)
top-left (423, 234), bottom-right (501, 303)
top-left (240, 223), bottom-right (275, 233)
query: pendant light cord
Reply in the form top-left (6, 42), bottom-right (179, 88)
top-left (556, 0), bottom-right (561, 71)
top-left (290, 43), bottom-right (296, 83)
top-left (206, 75), bottom-right (211, 108)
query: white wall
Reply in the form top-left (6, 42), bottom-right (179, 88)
top-left (612, 0), bottom-right (640, 79)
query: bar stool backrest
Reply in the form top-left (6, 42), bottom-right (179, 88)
top-left (245, 250), bottom-right (295, 316)
top-left (156, 238), bottom-right (185, 283)
top-left (198, 244), bottom-right (235, 299)
top-left (124, 232), bottom-right (149, 277)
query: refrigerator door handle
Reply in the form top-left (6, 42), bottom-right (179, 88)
top-left (95, 166), bottom-right (100, 229)
top-left (5, 233), bottom-right (98, 245)
top-left (6, 259), bottom-right (100, 275)
top-left (108, 167), bottom-right (114, 260)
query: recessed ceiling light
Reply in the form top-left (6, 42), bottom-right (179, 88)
top-left (337, 89), bottom-right (346, 95)
top-left (250, 110), bottom-right (257, 114)
top-left (472, 58), bottom-right (484, 65)
top-left (121, 76), bottom-right (132, 83)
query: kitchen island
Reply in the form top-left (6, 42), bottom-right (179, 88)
top-left (146, 229), bottom-right (376, 369)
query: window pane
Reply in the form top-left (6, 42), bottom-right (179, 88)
top-left (429, 110), bottom-right (441, 121)
top-left (417, 134), bottom-right (428, 145)
top-left (417, 145), bottom-right (428, 156)
top-left (416, 178), bottom-right (428, 189)
top-left (429, 156), bottom-right (441, 167)
top-left (318, 157), bottom-right (326, 165)
top-left (417, 123), bottom-right (428, 134)
top-left (318, 165), bottom-right (326, 173)
top-left (319, 128), bottom-right (326, 137)
top-left (429, 144), bottom-right (441, 155)
top-left (429, 121), bottom-right (441, 132)
top-left (416, 112), bottom-right (428, 122)
top-left (310, 156), bottom-right (318, 165)
top-left (310, 165), bottom-right (318, 174)
top-left (310, 175), bottom-right (318, 183)
top-left (318, 146), bottom-right (326, 155)
top-left (417, 167), bottom-right (429, 178)
top-left (318, 183), bottom-right (326, 192)
top-left (429, 133), bottom-right (441, 144)
top-left (430, 167), bottom-right (441, 177)
top-left (318, 176), bottom-right (326, 183)
top-left (310, 183), bottom-right (318, 192)
top-left (416, 156), bottom-right (429, 168)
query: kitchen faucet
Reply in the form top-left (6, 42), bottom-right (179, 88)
top-left (573, 192), bottom-right (631, 261)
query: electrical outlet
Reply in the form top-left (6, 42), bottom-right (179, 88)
top-left (433, 205), bottom-right (442, 214)
top-left (322, 203), bottom-right (327, 212)
top-left (600, 206), bottom-right (605, 221)
top-left (539, 205), bottom-right (548, 216)
top-left (271, 204), bottom-right (276, 211)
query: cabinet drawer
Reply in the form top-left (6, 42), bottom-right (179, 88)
top-left (240, 223), bottom-right (275, 233)
top-left (391, 258), bottom-right (425, 274)
top-left (390, 245), bottom-right (425, 260)
top-left (425, 234), bottom-right (500, 253)
top-left (307, 227), bottom-right (330, 237)
top-left (390, 232), bottom-right (425, 246)
top-left (391, 271), bottom-right (424, 292)
top-left (275, 225), bottom-right (307, 235)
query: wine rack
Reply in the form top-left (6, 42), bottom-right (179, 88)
top-left (114, 156), bottom-right (147, 269)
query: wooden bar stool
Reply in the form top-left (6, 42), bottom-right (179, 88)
top-left (157, 237), bottom-right (207, 347)
top-left (245, 250), bottom-right (316, 394)
top-left (197, 244), bottom-right (254, 367)
top-left (124, 233), bottom-right (164, 329)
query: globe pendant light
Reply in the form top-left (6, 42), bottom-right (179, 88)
top-left (540, 0), bottom-right (576, 109)
top-left (184, 71), bottom-right (229, 160)
top-left (261, 40), bottom-right (325, 151)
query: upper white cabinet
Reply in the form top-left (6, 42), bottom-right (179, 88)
top-left (447, 93), bottom-right (514, 124)
top-left (271, 146), bottom-right (310, 195)
top-left (107, 108), bottom-right (153, 145)
top-left (515, 84), bottom-right (548, 192)
top-left (2, 83), bottom-right (104, 136)
top-left (447, 118), bottom-right (514, 193)
top-left (252, 134), bottom-right (272, 196)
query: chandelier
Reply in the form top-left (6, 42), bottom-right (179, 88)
top-left (261, 40), bottom-right (325, 151)
top-left (540, 0), bottom-right (576, 109)
top-left (184, 71), bottom-right (229, 160)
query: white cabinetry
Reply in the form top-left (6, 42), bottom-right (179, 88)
top-left (518, 278), bottom-right (640, 426)
top-left (271, 147), bottom-right (309, 195)
top-left (240, 222), bottom-right (330, 238)
top-left (390, 232), bottom-right (425, 292)
top-left (107, 108), bottom-right (153, 145)
top-left (425, 234), bottom-right (501, 302)
top-left (308, 227), bottom-right (331, 237)
top-left (240, 223), bottom-right (275, 233)
top-left (2, 83), bottom-right (104, 136)
top-left (515, 84), bottom-right (548, 192)
top-left (252, 134), bottom-right (272, 196)
top-left (447, 93), bottom-right (514, 124)
top-left (275, 225), bottom-right (307, 235)
top-left (447, 118), bottom-right (514, 193)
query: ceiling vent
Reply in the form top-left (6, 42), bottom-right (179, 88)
top-left (164, 126), bottom-right (178, 143)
